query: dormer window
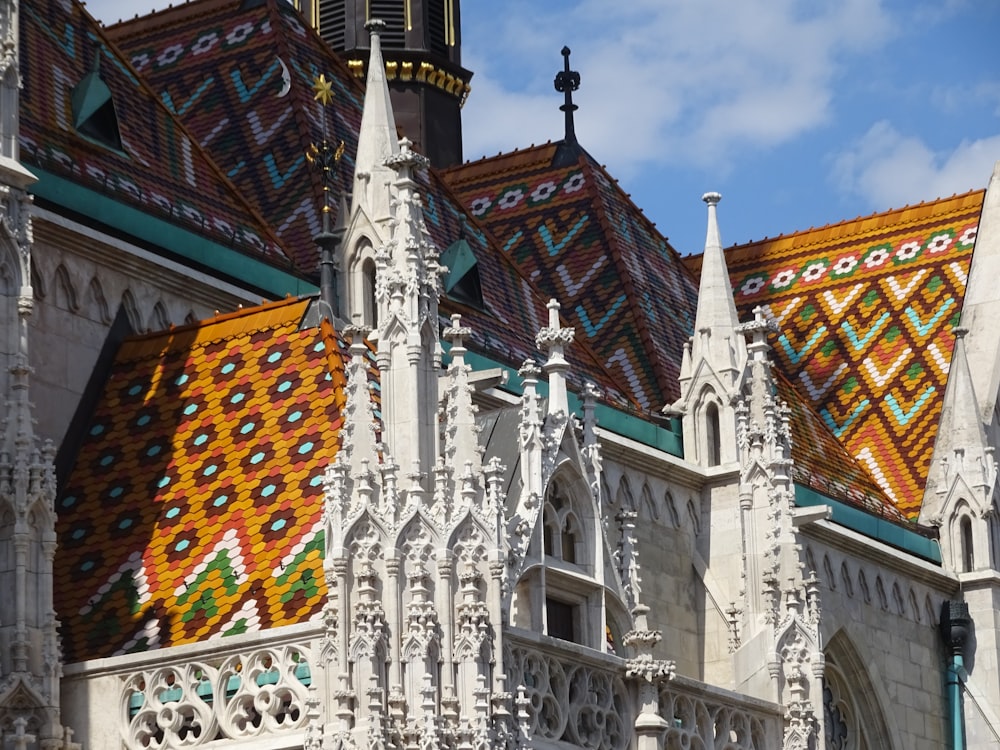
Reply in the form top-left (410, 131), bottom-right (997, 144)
top-left (72, 52), bottom-right (123, 152)
top-left (543, 480), bottom-right (583, 566)
top-left (439, 237), bottom-right (483, 309)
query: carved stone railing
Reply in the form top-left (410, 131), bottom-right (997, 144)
top-left (659, 676), bottom-right (782, 750)
top-left (506, 637), bottom-right (631, 750)
top-left (505, 631), bottom-right (783, 750)
top-left (120, 643), bottom-right (312, 749)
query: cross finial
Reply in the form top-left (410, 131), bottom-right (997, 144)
top-left (554, 46), bottom-right (580, 145)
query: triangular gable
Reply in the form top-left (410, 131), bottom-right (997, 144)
top-left (444, 143), bottom-right (699, 412)
top-left (699, 191), bottom-right (985, 517)
top-left (54, 297), bottom-right (360, 661)
top-left (20, 0), bottom-right (293, 268)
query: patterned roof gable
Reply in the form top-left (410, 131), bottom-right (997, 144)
top-left (21, 0), bottom-right (291, 264)
top-left (707, 191), bottom-right (985, 517)
top-left (54, 298), bottom-right (357, 661)
top-left (444, 144), bottom-right (699, 411)
top-left (108, 0), bottom-right (365, 274)
top-left (108, 3), bottom-right (634, 402)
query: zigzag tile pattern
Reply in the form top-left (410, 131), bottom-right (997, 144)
top-left (108, 0), bottom-right (364, 274)
top-left (54, 298), bottom-right (354, 661)
top-left (110, 4), bottom-right (631, 403)
top-left (720, 192), bottom-right (985, 517)
top-left (445, 145), bottom-right (699, 410)
top-left (20, 0), bottom-right (289, 263)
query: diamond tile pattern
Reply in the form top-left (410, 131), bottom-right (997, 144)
top-left (54, 298), bottom-right (360, 661)
top-left (445, 144), bottom-right (700, 411)
top-left (20, 0), bottom-right (290, 264)
top-left (712, 192), bottom-right (984, 517)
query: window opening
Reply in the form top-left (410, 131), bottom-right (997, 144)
top-left (961, 516), bottom-right (974, 572)
top-left (362, 257), bottom-right (377, 329)
top-left (72, 52), bottom-right (123, 152)
top-left (705, 401), bottom-right (721, 466)
top-left (546, 598), bottom-right (576, 643)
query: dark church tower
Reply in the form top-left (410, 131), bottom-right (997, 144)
top-left (300, 0), bottom-right (471, 168)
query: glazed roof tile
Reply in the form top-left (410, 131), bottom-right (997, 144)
top-left (445, 143), bottom-right (700, 410)
top-left (55, 297), bottom-right (359, 660)
top-left (691, 191), bottom-right (985, 517)
top-left (108, 4), bottom-right (632, 402)
top-left (21, 0), bottom-right (291, 265)
top-left (108, 0), bottom-right (364, 274)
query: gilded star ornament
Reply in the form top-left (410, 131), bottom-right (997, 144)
top-left (312, 74), bottom-right (335, 106)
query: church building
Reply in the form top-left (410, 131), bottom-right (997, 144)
top-left (2, 0), bottom-right (1000, 748)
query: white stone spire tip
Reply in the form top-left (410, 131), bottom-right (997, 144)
top-left (702, 191), bottom-right (722, 206)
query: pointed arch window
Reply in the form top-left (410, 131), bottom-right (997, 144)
top-left (362, 257), bottom-right (377, 329)
top-left (705, 401), bottom-right (721, 466)
top-left (961, 515), bottom-right (974, 572)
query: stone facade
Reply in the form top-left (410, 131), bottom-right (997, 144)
top-left (3, 1), bottom-right (1000, 749)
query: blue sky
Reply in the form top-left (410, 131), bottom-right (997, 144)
top-left (87, 0), bottom-right (1000, 255)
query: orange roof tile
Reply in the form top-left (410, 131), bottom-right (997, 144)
top-left (693, 191), bottom-right (986, 517)
top-left (55, 297), bottom-right (360, 660)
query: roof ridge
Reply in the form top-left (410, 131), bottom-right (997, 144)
top-left (104, 0), bottom-right (233, 35)
top-left (443, 142), bottom-right (560, 185)
top-left (729, 189), bottom-right (986, 254)
top-left (583, 155), bottom-right (680, 404)
top-left (120, 295), bottom-right (308, 347)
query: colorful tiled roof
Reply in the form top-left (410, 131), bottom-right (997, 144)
top-left (108, 0), bottom-right (364, 274)
top-left (444, 143), bottom-right (700, 411)
top-left (110, 4), bottom-right (637, 405)
top-left (54, 298), bottom-right (354, 661)
top-left (21, 0), bottom-right (291, 265)
top-left (700, 191), bottom-right (985, 517)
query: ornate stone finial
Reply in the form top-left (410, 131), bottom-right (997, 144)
top-left (554, 46), bottom-right (581, 145)
top-left (702, 191), bottom-right (721, 206)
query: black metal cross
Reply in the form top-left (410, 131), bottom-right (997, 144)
top-left (554, 46), bottom-right (580, 145)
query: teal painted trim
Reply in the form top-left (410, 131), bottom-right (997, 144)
top-left (30, 167), bottom-right (316, 298)
top-left (456, 349), bottom-right (684, 457)
top-left (794, 484), bottom-right (942, 564)
top-left (947, 655), bottom-right (966, 750)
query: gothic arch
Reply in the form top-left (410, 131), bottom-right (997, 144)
top-left (150, 300), bottom-right (170, 331)
top-left (120, 289), bottom-right (143, 332)
top-left (346, 236), bottom-right (377, 328)
top-left (639, 482), bottom-right (658, 522)
top-left (664, 490), bottom-right (680, 528)
top-left (53, 263), bottom-right (79, 312)
top-left (87, 277), bottom-right (112, 324)
top-left (857, 569), bottom-right (871, 604)
top-left (692, 383), bottom-right (724, 467)
top-left (840, 561), bottom-right (853, 597)
top-left (824, 629), bottom-right (898, 750)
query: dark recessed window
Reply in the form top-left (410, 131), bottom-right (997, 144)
top-left (546, 598), bottom-right (576, 643)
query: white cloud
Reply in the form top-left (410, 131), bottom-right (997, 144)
top-left (831, 120), bottom-right (1000, 207)
top-left (461, 0), bottom-right (893, 172)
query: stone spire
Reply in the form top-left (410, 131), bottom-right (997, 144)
top-left (672, 193), bottom-right (747, 465)
top-left (351, 19), bottom-right (399, 230)
top-left (959, 161), bottom-right (1000, 428)
top-left (375, 137), bottom-right (443, 491)
top-left (691, 192), bottom-right (746, 377)
top-left (920, 327), bottom-right (998, 571)
top-left (0, 3), bottom-right (73, 748)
